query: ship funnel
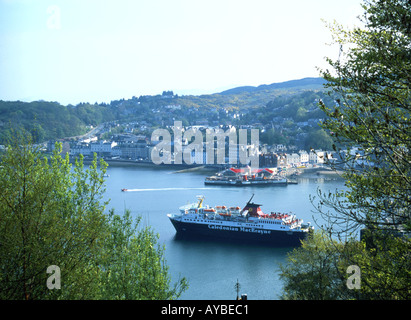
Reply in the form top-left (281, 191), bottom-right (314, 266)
top-left (196, 195), bottom-right (205, 208)
top-left (247, 194), bottom-right (255, 205)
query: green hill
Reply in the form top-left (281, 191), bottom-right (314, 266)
top-left (0, 100), bottom-right (116, 143)
top-left (0, 77), bottom-right (330, 144)
top-left (218, 77), bottom-right (326, 95)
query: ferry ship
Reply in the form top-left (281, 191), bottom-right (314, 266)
top-left (167, 195), bottom-right (313, 246)
top-left (204, 167), bottom-right (288, 186)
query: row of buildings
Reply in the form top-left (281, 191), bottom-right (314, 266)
top-left (69, 134), bottom-right (150, 160)
top-left (67, 133), bottom-right (332, 168)
top-left (259, 150), bottom-right (331, 168)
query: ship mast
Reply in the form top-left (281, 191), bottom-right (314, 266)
top-left (246, 194), bottom-right (255, 206)
top-left (242, 194), bottom-right (263, 217)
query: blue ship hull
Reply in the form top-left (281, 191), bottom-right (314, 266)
top-left (169, 217), bottom-right (308, 247)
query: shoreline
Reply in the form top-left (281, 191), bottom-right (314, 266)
top-left (74, 157), bottom-right (344, 177)
top-left (298, 167), bottom-right (344, 177)
top-left (75, 158), bottom-right (217, 172)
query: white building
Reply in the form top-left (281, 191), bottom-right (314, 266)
top-left (71, 140), bottom-right (117, 157)
top-left (309, 149), bottom-right (336, 164)
top-left (299, 150), bottom-right (309, 164)
top-left (90, 140), bottom-right (117, 154)
top-left (80, 136), bottom-right (98, 144)
top-left (71, 142), bottom-right (91, 156)
top-left (286, 153), bottom-right (301, 166)
top-left (309, 149), bottom-right (324, 164)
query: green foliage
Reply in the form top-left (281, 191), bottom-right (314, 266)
top-left (318, 0), bottom-right (411, 236)
top-left (280, 230), bottom-right (411, 300)
top-left (98, 210), bottom-right (188, 300)
top-left (0, 134), bottom-right (108, 299)
top-left (0, 100), bottom-right (115, 143)
top-left (279, 231), bottom-right (350, 300)
top-left (265, 90), bottom-right (332, 122)
top-left (0, 78), bottom-right (332, 145)
top-left (352, 230), bottom-right (411, 299)
top-left (0, 133), bottom-right (187, 299)
top-left (281, 0), bottom-right (410, 300)
top-left (304, 128), bottom-right (334, 150)
top-left (260, 128), bottom-right (288, 145)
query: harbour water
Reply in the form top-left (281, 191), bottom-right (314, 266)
top-left (102, 165), bottom-right (345, 300)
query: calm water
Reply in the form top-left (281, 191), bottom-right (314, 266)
top-left (102, 165), bottom-right (345, 300)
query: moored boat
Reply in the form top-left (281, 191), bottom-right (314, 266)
top-left (205, 167), bottom-right (289, 186)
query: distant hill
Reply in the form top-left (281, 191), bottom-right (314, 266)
top-left (218, 77), bottom-right (326, 95)
top-left (0, 100), bottom-right (116, 144)
top-left (0, 77), bottom-right (330, 144)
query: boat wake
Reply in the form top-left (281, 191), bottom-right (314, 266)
top-left (123, 187), bottom-right (214, 192)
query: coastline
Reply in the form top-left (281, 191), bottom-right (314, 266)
top-left (74, 157), bottom-right (344, 177)
top-left (75, 157), bottom-right (216, 172)
top-left (297, 166), bottom-right (344, 178)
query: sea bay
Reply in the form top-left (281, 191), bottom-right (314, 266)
top-left (102, 165), bottom-right (345, 300)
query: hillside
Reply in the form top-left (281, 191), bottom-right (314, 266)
top-left (218, 77), bottom-right (326, 95)
top-left (0, 100), bottom-right (116, 143)
top-left (0, 77), bottom-right (330, 145)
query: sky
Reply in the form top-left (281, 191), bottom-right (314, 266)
top-left (0, 0), bottom-right (364, 105)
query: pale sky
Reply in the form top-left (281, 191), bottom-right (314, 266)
top-left (0, 0), bottom-right (363, 105)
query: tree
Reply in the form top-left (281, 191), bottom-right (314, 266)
top-left (318, 0), bottom-right (411, 235)
top-left (318, 0), bottom-right (410, 233)
top-left (315, 0), bottom-right (410, 299)
top-left (0, 133), bottom-right (188, 299)
top-left (260, 128), bottom-right (288, 145)
top-left (304, 128), bottom-right (334, 150)
top-left (0, 134), bottom-right (108, 299)
top-left (281, 0), bottom-right (410, 300)
top-left (279, 231), bottom-right (352, 300)
top-left (296, 106), bottom-right (308, 121)
top-left (98, 210), bottom-right (188, 300)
